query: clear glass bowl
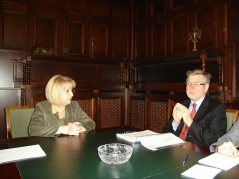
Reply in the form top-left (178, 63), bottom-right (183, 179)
top-left (98, 143), bottom-right (133, 164)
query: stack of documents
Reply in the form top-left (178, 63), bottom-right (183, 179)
top-left (198, 152), bottom-right (239, 171)
top-left (182, 152), bottom-right (239, 178)
top-left (117, 130), bottom-right (185, 151)
top-left (181, 164), bottom-right (221, 179)
top-left (0, 144), bottom-right (46, 164)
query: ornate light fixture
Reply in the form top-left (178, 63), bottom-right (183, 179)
top-left (189, 27), bottom-right (201, 51)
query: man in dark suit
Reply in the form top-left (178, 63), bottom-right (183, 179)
top-left (163, 69), bottom-right (227, 147)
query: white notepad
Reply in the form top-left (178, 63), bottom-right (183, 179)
top-left (198, 152), bottom-right (239, 171)
top-left (0, 144), bottom-right (46, 164)
top-left (181, 164), bottom-right (221, 179)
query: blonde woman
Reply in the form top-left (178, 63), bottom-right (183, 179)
top-left (28, 75), bottom-right (95, 137)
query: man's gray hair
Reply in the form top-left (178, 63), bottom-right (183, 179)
top-left (186, 69), bottom-right (212, 84)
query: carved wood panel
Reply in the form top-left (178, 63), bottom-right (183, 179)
top-left (149, 100), bottom-right (168, 133)
top-left (130, 97), bottom-right (145, 130)
top-left (77, 99), bottom-right (94, 119)
top-left (148, 98), bottom-right (175, 133)
top-left (99, 97), bottom-right (121, 128)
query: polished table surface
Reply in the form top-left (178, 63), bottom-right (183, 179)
top-left (1, 129), bottom-right (239, 179)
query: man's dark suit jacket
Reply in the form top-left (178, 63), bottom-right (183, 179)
top-left (163, 95), bottom-right (227, 146)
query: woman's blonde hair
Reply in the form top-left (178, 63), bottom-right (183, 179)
top-left (45, 75), bottom-right (76, 105)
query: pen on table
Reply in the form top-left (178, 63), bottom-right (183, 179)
top-left (183, 154), bottom-right (188, 164)
top-left (133, 141), bottom-right (140, 144)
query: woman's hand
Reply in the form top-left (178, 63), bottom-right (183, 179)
top-left (218, 141), bottom-right (239, 158)
top-left (68, 122), bottom-right (86, 135)
top-left (56, 122), bottom-right (86, 136)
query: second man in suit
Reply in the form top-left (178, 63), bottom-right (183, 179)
top-left (163, 69), bottom-right (227, 146)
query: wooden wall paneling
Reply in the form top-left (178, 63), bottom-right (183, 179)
top-left (98, 95), bottom-right (122, 129)
top-left (147, 98), bottom-right (171, 133)
top-left (77, 97), bottom-right (95, 120)
top-left (35, 0), bottom-right (58, 11)
top-left (135, 26), bottom-right (147, 59)
top-left (151, 19), bottom-right (167, 57)
top-left (225, 0), bottom-right (239, 44)
top-left (90, 23), bottom-right (108, 58)
top-left (194, 2), bottom-right (217, 50)
top-left (171, 0), bottom-right (188, 9)
top-left (63, 0), bottom-right (86, 56)
top-left (90, 0), bottom-right (109, 21)
top-left (169, 8), bottom-right (189, 54)
top-left (134, 1), bottom-right (148, 60)
top-left (26, 55), bottom-right (126, 91)
top-left (223, 43), bottom-right (235, 103)
top-left (130, 95), bottom-right (146, 130)
top-left (215, 0), bottom-right (224, 48)
top-left (65, 0), bottom-right (85, 17)
top-left (112, 3), bottom-right (130, 60)
top-left (225, 0), bottom-right (239, 103)
top-left (64, 20), bottom-right (84, 55)
top-left (150, 0), bottom-right (167, 58)
top-left (135, 2), bottom-right (147, 24)
top-left (35, 15), bottom-right (58, 48)
top-left (113, 4), bottom-right (130, 25)
top-left (1, 10), bottom-right (27, 50)
top-left (33, 0), bottom-right (58, 49)
top-left (151, 0), bottom-right (166, 16)
top-left (112, 27), bottom-right (129, 60)
top-left (135, 55), bottom-right (222, 92)
top-left (136, 62), bottom-right (199, 91)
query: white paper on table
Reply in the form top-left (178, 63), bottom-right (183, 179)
top-left (181, 164), bottom-right (221, 179)
top-left (0, 144), bottom-right (46, 164)
top-left (116, 130), bottom-right (159, 143)
top-left (138, 132), bottom-right (185, 151)
top-left (198, 152), bottom-right (239, 171)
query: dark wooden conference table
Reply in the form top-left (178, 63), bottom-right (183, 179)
top-left (0, 128), bottom-right (239, 179)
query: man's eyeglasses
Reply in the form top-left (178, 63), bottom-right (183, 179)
top-left (185, 82), bottom-right (205, 87)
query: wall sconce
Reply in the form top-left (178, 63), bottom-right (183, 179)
top-left (189, 27), bottom-right (201, 51)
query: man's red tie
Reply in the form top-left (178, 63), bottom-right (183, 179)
top-left (179, 103), bottom-right (197, 140)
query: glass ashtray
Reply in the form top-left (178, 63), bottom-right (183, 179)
top-left (97, 143), bottom-right (133, 164)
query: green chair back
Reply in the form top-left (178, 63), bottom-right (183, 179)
top-left (226, 112), bottom-right (234, 132)
top-left (226, 109), bottom-right (239, 132)
top-left (10, 108), bottom-right (35, 138)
